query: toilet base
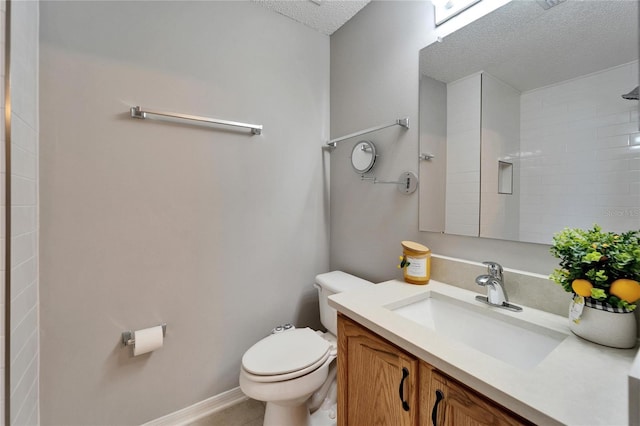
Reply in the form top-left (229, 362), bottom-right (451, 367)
top-left (310, 402), bottom-right (337, 426)
top-left (264, 401), bottom-right (310, 426)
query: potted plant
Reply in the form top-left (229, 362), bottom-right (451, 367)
top-left (550, 225), bottom-right (640, 348)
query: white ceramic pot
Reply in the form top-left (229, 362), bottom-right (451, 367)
top-left (569, 303), bottom-right (638, 349)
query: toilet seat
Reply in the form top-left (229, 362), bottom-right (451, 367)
top-left (242, 328), bottom-right (332, 382)
top-left (242, 350), bottom-right (331, 383)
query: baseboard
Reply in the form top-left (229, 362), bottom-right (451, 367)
top-left (143, 387), bottom-right (248, 426)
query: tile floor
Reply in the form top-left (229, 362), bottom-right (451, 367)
top-left (187, 399), bottom-right (265, 426)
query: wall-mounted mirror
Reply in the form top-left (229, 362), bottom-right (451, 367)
top-left (351, 140), bottom-right (377, 174)
top-left (419, 0), bottom-right (639, 244)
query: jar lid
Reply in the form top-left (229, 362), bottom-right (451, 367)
top-left (401, 241), bottom-right (430, 253)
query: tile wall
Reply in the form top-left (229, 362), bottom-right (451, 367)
top-left (519, 61), bottom-right (639, 243)
top-left (7, 0), bottom-right (39, 424)
top-left (0, 0), bottom-right (6, 421)
top-left (480, 72), bottom-right (521, 241)
top-left (445, 73), bottom-right (481, 236)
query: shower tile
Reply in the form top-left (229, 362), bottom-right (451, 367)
top-left (10, 231), bottom-right (35, 268)
top-left (12, 145), bottom-right (36, 180)
top-left (10, 304), bottom-right (36, 357)
top-left (11, 206), bottom-right (36, 237)
top-left (597, 122), bottom-right (640, 139)
top-left (11, 175), bottom-right (36, 206)
top-left (11, 366), bottom-right (37, 426)
top-left (10, 328), bottom-right (36, 403)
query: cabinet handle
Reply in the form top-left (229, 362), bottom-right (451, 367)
top-left (398, 367), bottom-right (410, 411)
top-left (431, 389), bottom-right (444, 426)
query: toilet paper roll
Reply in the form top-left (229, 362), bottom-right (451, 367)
top-left (133, 326), bottom-right (164, 356)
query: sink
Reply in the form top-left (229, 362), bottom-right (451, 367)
top-left (389, 292), bottom-right (567, 369)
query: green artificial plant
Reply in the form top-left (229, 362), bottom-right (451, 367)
top-left (549, 225), bottom-right (640, 311)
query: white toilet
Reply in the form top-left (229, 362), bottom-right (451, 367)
top-left (239, 271), bottom-right (372, 426)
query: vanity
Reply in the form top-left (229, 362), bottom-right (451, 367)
top-left (330, 279), bottom-right (639, 425)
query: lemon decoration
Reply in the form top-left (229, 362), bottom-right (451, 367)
top-left (551, 226), bottom-right (640, 311)
top-left (571, 279), bottom-right (593, 297)
top-left (397, 255), bottom-right (410, 269)
top-left (610, 279), bottom-right (640, 303)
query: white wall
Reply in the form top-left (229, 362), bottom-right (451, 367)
top-left (331, 1), bottom-right (558, 285)
top-left (418, 75), bottom-right (446, 232)
top-left (480, 72), bottom-right (521, 241)
top-left (7, 1), bottom-right (40, 425)
top-left (39, 2), bottom-right (329, 424)
top-left (445, 73), bottom-right (481, 237)
top-left (519, 61), bottom-right (639, 244)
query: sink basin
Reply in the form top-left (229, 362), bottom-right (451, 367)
top-left (389, 292), bottom-right (567, 369)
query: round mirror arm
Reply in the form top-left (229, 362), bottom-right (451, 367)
top-left (361, 172), bottom-right (419, 195)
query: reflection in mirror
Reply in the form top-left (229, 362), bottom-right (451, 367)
top-left (351, 140), bottom-right (377, 174)
top-left (434, 0), bottom-right (481, 26)
top-left (419, 0), bottom-right (639, 244)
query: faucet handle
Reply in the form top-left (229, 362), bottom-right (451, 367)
top-left (482, 261), bottom-right (503, 278)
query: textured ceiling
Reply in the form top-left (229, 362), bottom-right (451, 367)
top-left (420, 0), bottom-right (639, 92)
top-left (254, 0), bottom-right (371, 35)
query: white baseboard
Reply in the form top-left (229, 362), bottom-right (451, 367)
top-left (143, 387), bottom-right (248, 426)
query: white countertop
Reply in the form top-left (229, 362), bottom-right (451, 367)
top-left (329, 279), bottom-right (639, 425)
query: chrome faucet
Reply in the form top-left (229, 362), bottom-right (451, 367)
top-left (475, 261), bottom-right (522, 312)
top-left (476, 261), bottom-right (506, 305)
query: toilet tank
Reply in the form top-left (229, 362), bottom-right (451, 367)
top-left (315, 271), bottom-right (373, 335)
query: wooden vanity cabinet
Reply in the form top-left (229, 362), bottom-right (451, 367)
top-left (338, 314), bottom-right (531, 426)
top-left (422, 364), bottom-right (531, 426)
top-left (337, 314), bottom-right (418, 426)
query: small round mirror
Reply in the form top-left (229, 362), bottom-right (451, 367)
top-left (351, 140), bottom-right (377, 174)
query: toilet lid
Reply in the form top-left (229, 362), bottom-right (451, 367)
top-left (242, 328), bottom-right (331, 376)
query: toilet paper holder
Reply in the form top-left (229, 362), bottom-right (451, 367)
top-left (122, 323), bottom-right (167, 347)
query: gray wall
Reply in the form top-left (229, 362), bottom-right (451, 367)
top-left (39, 2), bottom-right (329, 424)
top-left (330, 1), bottom-right (556, 284)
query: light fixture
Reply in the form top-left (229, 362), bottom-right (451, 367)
top-left (434, 0), bottom-right (482, 26)
top-left (535, 0), bottom-right (566, 10)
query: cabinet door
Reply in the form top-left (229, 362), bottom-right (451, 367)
top-left (425, 369), bottom-right (531, 426)
top-left (338, 315), bottom-right (418, 426)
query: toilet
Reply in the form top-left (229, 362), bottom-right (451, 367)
top-left (239, 271), bottom-right (372, 426)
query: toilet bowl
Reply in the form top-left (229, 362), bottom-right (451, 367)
top-left (239, 329), bottom-right (336, 426)
top-left (239, 271), bottom-right (372, 426)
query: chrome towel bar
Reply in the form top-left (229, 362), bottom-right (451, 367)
top-left (130, 106), bottom-right (263, 135)
top-left (327, 117), bottom-right (409, 147)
